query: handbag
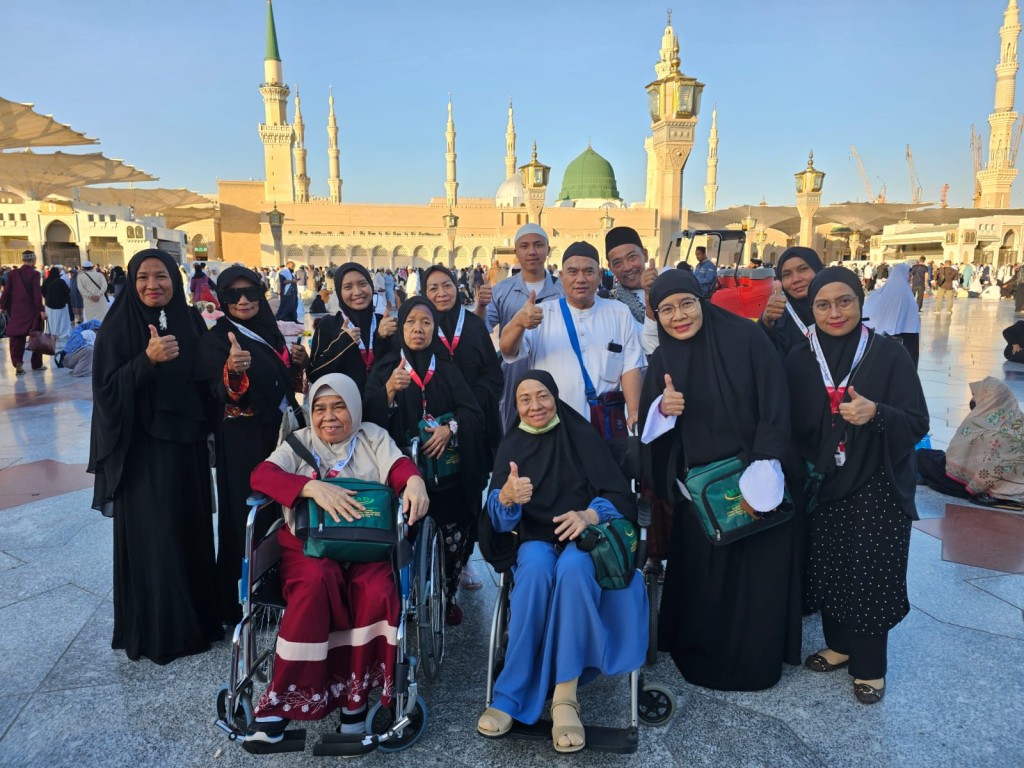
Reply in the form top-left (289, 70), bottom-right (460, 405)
top-left (285, 434), bottom-right (397, 563)
top-left (27, 321), bottom-right (57, 356)
top-left (416, 412), bottom-right (462, 490)
top-left (575, 518), bottom-right (639, 590)
top-left (683, 457), bottom-right (794, 546)
top-left (559, 298), bottom-right (628, 440)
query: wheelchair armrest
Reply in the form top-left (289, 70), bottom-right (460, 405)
top-left (408, 437), bottom-right (420, 466)
top-left (246, 494), bottom-right (270, 506)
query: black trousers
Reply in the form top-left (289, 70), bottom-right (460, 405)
top-left (822, 612), bottom-right (888, 679)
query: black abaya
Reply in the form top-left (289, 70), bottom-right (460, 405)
top-left (90, 248), bottom-right (221, 664)
top-left (640, 270), bottom-right (801, 691)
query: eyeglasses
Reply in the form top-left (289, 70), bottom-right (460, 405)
top-left (656, 298), bottom-right (700, 318)
top-left (221, 287), bottom-right (264, 305)
top-left (812, 296), bottom-right (857, 313)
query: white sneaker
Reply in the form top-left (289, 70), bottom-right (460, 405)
top-left (460, 560), bottom-right (483, 591)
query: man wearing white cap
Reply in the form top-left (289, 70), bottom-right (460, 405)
top-left (475, 223), bottom-right (564, 431)
top-left (77, 260), bottom-right (109, 323)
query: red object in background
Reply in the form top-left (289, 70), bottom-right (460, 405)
top-left (711, 268), bottom-right (775, 320)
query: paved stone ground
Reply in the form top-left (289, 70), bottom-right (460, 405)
top-left (0, 294), bottom-right (1022, 767)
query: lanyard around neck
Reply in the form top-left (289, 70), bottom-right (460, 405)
top-left (226, 318), bottom-right (289, 366)
top-left (437, 305), bottom-right (465, 358)
top-left (313, 437), bottom-right (357, 478)
top-left (784, 301), bottom-right (810, 338)
top-left (402, 352), bottom-right (436, 418)
top-left (808, 325), bottom-right (870, 412)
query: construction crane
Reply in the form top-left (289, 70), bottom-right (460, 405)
top-left (971, 125), bottom-right (983, 207)
top-left (905, 144), bottom-right (922, 204)
top-left (849, 144), bottom-right (885, 203)
top-left (940, 183), bottom-right (949, 208)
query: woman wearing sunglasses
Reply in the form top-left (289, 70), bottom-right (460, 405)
top-left (196, 266), bottom-right (309, 625)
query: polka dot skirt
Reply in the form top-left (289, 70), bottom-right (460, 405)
top-left (806, 469), bottom-right (911, 634)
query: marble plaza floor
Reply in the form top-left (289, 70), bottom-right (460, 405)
top-left (0, 295), bottom-right (1022, 768)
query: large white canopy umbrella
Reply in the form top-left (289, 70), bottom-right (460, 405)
top-left (0, 97), bottom-right (97, 150)
top-left (0, 151), bottom-right (156, 200)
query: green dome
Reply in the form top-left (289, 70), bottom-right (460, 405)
top-left (557, 145), bottom-right (620, 201)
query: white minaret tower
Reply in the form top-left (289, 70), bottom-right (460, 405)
top-left (445, 95), bottom-right (459, 209)
top-left (704, 106), bottom-right (719, 211)
top-left (978, 0), bottom-right (1022, 208)
top-left (293, 86), bottom-right (310, 203)
top-left (505, 98), bottom-right (517, 180)
top-left (327, 87), bottom-right (342, 204)
top-left (258, 0), bottom-right (294, 203)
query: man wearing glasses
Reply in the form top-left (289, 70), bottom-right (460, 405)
top-left (499, 241), bottom-right (644, 435)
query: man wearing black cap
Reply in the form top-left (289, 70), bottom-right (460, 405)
top-left (605, 226), bottom-right (660, 354)
top-left (0, 251), bottom-right (47, 375)
top-left (499, 241), bottom-right (645, 435)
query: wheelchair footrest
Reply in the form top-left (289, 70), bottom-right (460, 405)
top-left (505, 720), bottom-right (638, 754)
top-left (313, 732), bottom-right (378, 757)
top-left (240, 729), bottom-right (307, 754)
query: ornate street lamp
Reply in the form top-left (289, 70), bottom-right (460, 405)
top-left (600, 211), bottom-right (615, 230)
top-left (268, 203), bottom-right (285, 265)
top-left (794, 151), bottom-right (825, 248)
top-left (443, 210), bottom-right (459, 267)
top-left (740, 208), bottom-right (757, 264)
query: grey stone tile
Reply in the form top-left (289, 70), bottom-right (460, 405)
top-left (908, 531), bottom-right (1024, 640)
top-left (0, 585), bottom-right (102, 701)
top-left (0, 490), bottom-right (95, 552)
top-left (968, 573), bottom-right (1024, 611)
top-left (0, 552), bottom-right (23, 572)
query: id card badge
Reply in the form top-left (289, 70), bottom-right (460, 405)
top-left (834, 442), bottom-right (846, 467)
top-left (424, 415), bottom-right (440, 428)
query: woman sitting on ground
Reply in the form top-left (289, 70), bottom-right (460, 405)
top-left (247, 373), bottom-right (429, 745)
top-left (476, 370), bottom-right (647, 754)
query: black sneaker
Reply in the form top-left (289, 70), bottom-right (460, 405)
top-left (244, 718), bottom-right (289, 744)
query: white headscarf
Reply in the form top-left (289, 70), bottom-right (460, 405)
top-left (264, 372), bottom-right (404, 486)
top-left (863, 261), bottom-right (920, 335)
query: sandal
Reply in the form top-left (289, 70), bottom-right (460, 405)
top-left (804, 651), bottom-right (849, 672)
top-left (550, 698), bottom-right (585, 753)
top-left (476, 707), bottom-right (512, 738)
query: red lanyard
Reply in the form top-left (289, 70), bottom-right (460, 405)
top-left (403, 353), bottom-right (436, 419)
top-left (808, 325), bottom-right (869, 414)
top-left (437, 306), bottom-right (465, 358)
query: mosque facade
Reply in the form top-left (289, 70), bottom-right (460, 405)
top-left (215, 2), bottom-right (703, 269)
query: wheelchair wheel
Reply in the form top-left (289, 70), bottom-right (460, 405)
top-left (637, 683), bottom-right (675, 727)
top-left (216, 684), bottom-right (254, 739)
top-left (367, 695), bottom-right (428, 752)
top-left (417, 520), bottom-right (446, 681)
top-left (250, 606), bottom-right (282, 685)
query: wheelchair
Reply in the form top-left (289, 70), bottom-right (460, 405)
top-left (214, 442), bottom-right (447, 757)
top-left (481, 435), bottom-right (676, 754)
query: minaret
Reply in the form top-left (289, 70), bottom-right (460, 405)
top-left (978, 0), bottom-right (1022, 208)
top-left (644, 11), bottom-right (704, 257)
top-left (445, 95), bottom-right (458, 209)
top-left (293, 86), bottom-right (310, 203)
top-left (505, 98), bottom-right (517, 180)
top-left (258, 0), bottom-right (294, 203)
top-left (327, 87), bottom-right (342, 204)
top-left (704, 106), bottom-right (719, 211)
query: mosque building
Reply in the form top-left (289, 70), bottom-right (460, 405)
top-left (214, 2), bottom-right (704, 269)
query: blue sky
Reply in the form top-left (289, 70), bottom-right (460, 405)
top-left (4, 0), bottom-right (1019, 209)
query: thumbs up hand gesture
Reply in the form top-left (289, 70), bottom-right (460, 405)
top-left (514, 290), bottom-right (544, 330)
top-left (658, 373), bottom-right (686, 417)
top-left (145, 324), bottom-right (180, 364)
top-left (377, 305), bottom-right (398, 338)
top-left (837, 385), bottom-right (877, 426)
top-left (342, 315), bottom-right (362, 345)
top-left (226, 331), bottom-right (252, 374)
top-left (761, 280), bottom-right (787, 327)
top-left (641, 257), bottom-right (659, 292)
top-left (499, 461), bottom-right (533, 506)
top-left (386, 358), bottom-right (412, 402)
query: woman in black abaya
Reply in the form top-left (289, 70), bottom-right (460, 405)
top-left (196, 265), bottom-right (308, 624)
top-left (759, 246), bottom-right (824, 358)
top-left (364, 297), bottom-right (487, 624)
top-left (639, 270), bottom-right (801, 691)
top-left (308, 263), bottom-right (397, 388)
top-left (89, 248), bottom-right (222, 664)
top-left (787, 267), bottom-right (928, 704)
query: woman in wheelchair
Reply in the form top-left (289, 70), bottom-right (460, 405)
top-left (364, 297), bottom-right (488, 625)
top-left (477, 370), bottom-right (648, 753)
top-left (247, 373), bottom-right (429, 745)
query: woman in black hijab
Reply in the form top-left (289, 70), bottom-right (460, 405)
top-left (786, 266), bottom-right (928, 704)
top-left (42, 267), bottom-right (71, 341)
top-left (639, 270), bottom-right (801, 691)
top-left (88, 248), bottom-right (222, 664)
top-left (759, 246), bottom-right (825, 357)
top-left (477, 370), bottom-right (644, 753)
top-left (196, 265), bottom-right (308, 624)
top-left (307, 262), bottom-right (398, 388)
top-left (363, 297), bottom-right (487, 624)
top-left (110, 265), bottom-right (127, 298)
